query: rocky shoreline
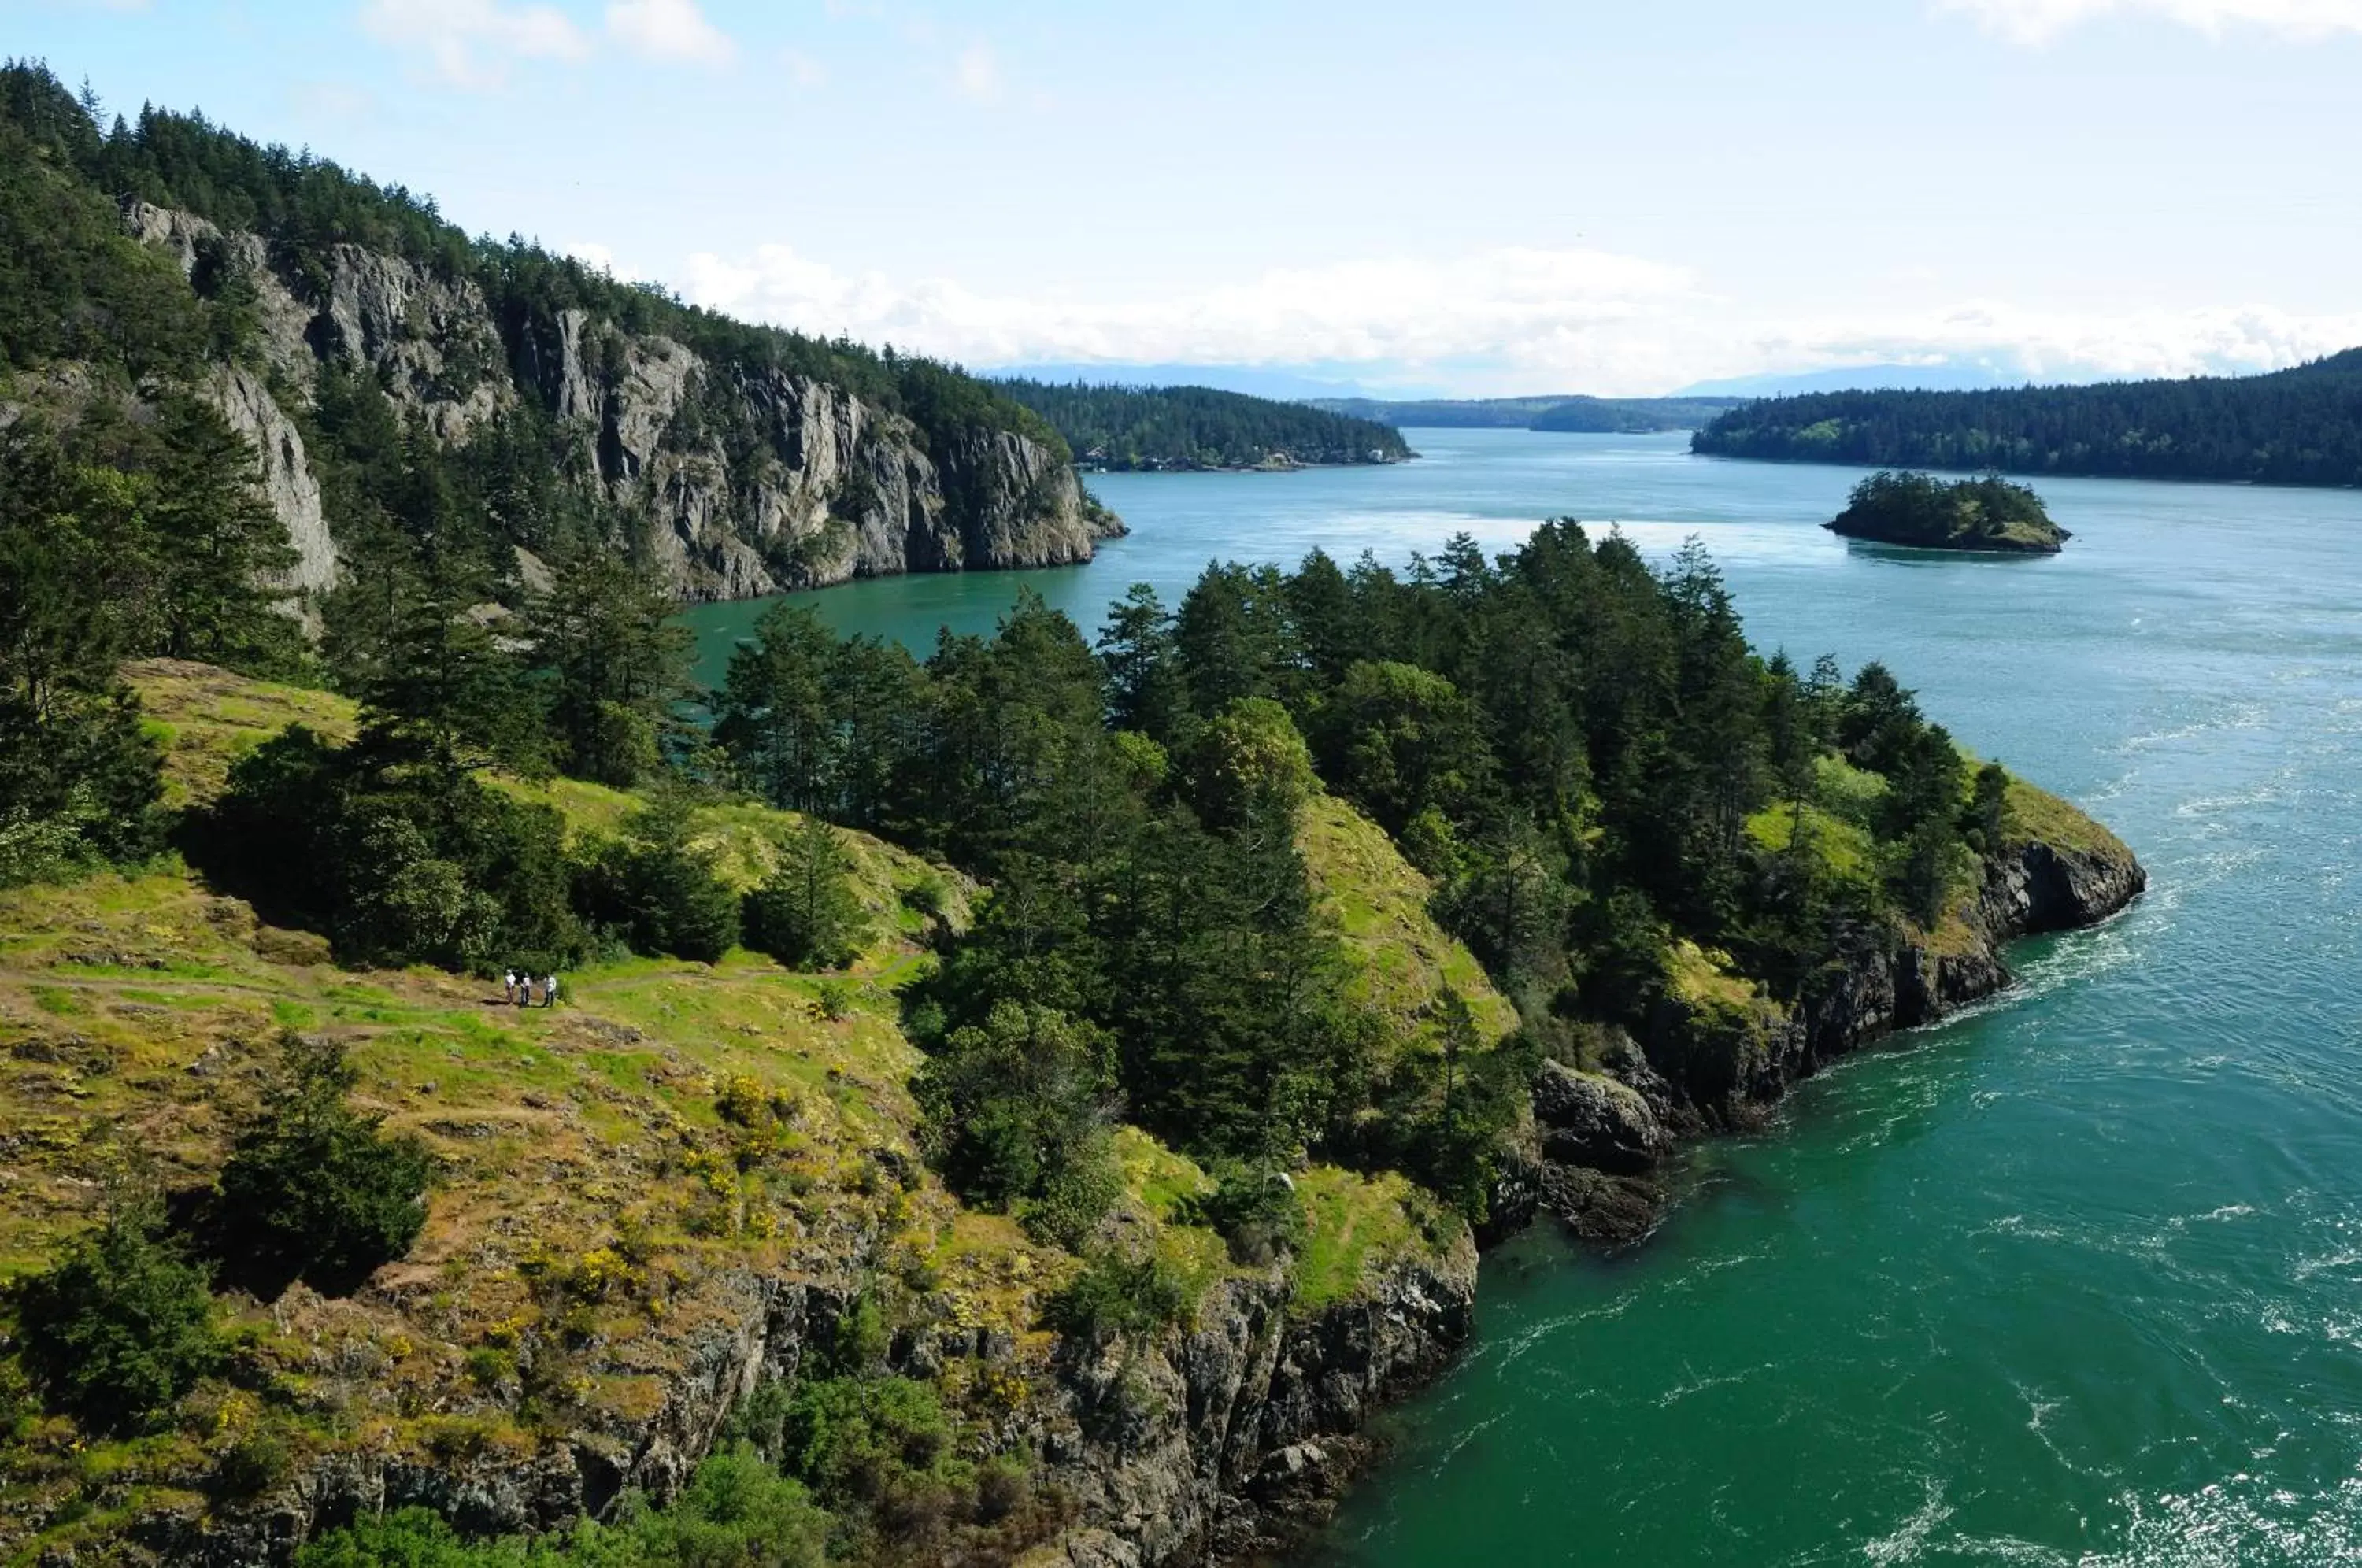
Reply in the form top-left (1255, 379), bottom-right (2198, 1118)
top-left (1165, 803), bottom-right (2149, 1564)
top-left (1520, 808), bottom-right (2147, 1249)
top-left (1075, 453), bottom-right (1409, 475)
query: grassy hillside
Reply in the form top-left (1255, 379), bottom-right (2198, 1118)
top-left (0, 663), bottom-right (1476, 1564)
top-left (1299, 792), bottom-right (1517, 1049)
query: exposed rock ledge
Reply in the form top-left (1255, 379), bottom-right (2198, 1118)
top-left (113, 200), bottom-right (1121, 606)
top-left (135, 1239), bottom-right (1475, 1568)
top-left (1521, 797), bottom-right (2148, 1247)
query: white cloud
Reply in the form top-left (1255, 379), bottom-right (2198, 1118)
top-left (952, 41), bottom-right (1003, 103)
top-left (605, 0), bottom-right (735, 64)
top-left (678, 243), bottom-right (1709, 390)
top-left (564, 241), bottom-right (620, 275)
top-left (1938, 0), bottom-right (2362, 43)
top-left (664, 237), bottom-right (2362, 395)
top-left (357, 0), bottom-right (590, 88)
top-left (1749, 299), bottom-right (2362, 383)
top-left (780, 48), bottom-right (827, 89)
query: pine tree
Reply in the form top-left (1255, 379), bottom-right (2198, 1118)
top-left (716, 601), bottom-right (840, 812)
top-left (742, 815), bottom-right (868, 970)
top-left (356, 550), bottom-right (544, 774)
top-left (145, 393), bottom-right (302, 672)
top-left (0, 429), bottom-right (164, 876)
top-left (1095, 582), bottom-right (1182, 739)
top-left (525, 548), bottom-right (690, 786)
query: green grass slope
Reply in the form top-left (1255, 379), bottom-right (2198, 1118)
top-left (0, 665), bottom-right (1466, 1563)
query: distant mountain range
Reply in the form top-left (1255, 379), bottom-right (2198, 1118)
top-left (1307, 394), bottom-right (1748, 433)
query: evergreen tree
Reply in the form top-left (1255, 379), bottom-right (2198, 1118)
top-left (742, 815), bottom-right (868, 971)
top-left (1174, 561), bottom-right (1300, 715)
top-left (11, 1196), bottom-right (218, 1435)
top-left (576, 793), bottom-right (741, 963)
top-left (0, 427), bottom-right (164, 878)
top-left (213, 1034), bottom-right (436, 1295)
top-left (715, 601), bottom-right (842, 813)
top-left (1095, 582), bottom-right (1183, 739)
top-left (144, 392), bottom-right (301, 672)
top-left (355, 549), bottom-right (545, 774)
top-left (525, 548), bottom-right (690, 786)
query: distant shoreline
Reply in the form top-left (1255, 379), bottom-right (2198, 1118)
top-left (1077, 451), bottom-right (1417, 475)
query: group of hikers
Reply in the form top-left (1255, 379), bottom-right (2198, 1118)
top-left (502, 968), bottom-right (560, 1008)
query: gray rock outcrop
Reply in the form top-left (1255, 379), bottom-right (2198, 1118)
top-left (1529, 812), bottom-right (2146, 1246)
top-left (1531, 1059), bottom-right (1669, 1174)
top-left (111, 202), bottom-right (1120, 606)
top-left (205, 364), bottom-right (335, 595)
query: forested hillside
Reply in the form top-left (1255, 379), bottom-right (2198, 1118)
top-left (1310, 394), bottom-right (1746, 432)
top-left (0, 61), bottom-right (1113, 606)
top-left (1690, 352), bottom-right (2362, 486)
top-left (993, 377), bottom-right (1413, 469)
top-left (1, 53), bottom-right (2142, 1568)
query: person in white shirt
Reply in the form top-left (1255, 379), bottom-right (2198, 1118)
top-left (503, 968), bottom-right (517, 1004)
top-left (543, 974), bottom-right (559, 1008)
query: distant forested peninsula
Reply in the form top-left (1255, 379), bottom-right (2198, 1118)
top-left (992, 379), bottom-right (1413, 471)
top-left (1311, 394), bottom-right (1746, 433)
top-left (1691, 351), bottom-right (2362, 487)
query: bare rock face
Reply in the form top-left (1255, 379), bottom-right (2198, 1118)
top-left (1036, 1233), bottom-right (1479, 1566)
top-left (1531, 1059), bottom-right (1670, 1174)
top-left (120, 201), bottom-right (316, 386)
top-left (205, 365), bottom-right (335, 595)
top-left (113, 202), bottom-right (1116, 606)
top-left (511, 305), bottom-right (1108, 602)
top-left (315, 243), bottom-right (511, 439)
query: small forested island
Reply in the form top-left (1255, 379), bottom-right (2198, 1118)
top-left (1827, 470), bottom-right (2071, 553)
top-left (0, 57), bottom-right (2145, 1568)
top-left (1691, 351), bottom-right (2362, 487)
top-left (993, 377), bottom-right (1414, 470)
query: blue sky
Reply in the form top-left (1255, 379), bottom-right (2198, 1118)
top-left (9, 0), bottom-right (2360, 395)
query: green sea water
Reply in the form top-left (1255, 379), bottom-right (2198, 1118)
top-left (683, 430), bottom-right (2362, 1566)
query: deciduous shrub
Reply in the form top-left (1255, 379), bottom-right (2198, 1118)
top-left (1043, 1248), bottom-right (1194, 1341)
top-left (913, 1000), bottom-right (1120, 1248)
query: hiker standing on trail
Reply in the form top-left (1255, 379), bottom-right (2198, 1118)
top-left (503, 968), bottom-right (516, 1005)
top-left (516, 971), bottom-right (532, 1008)
top-left (543, 973), bottom-right (559, 1008)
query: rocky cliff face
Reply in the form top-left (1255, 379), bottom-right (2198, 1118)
top-left (122, 1226), bottom-right (1472, 1568)
top-left (1042, 1241), bottom-right (1476, 1567)
top-left (116, 202), bottom-right (1118, 605)
top-left (1530, 798), bottom-right (2148, 1245)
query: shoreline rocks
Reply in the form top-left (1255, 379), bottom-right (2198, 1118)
top-left (1532, 798), bottom-right (2146, 1248)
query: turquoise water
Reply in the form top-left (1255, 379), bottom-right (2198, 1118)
top-left (684, 430), bottom-right (2362, 1566)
